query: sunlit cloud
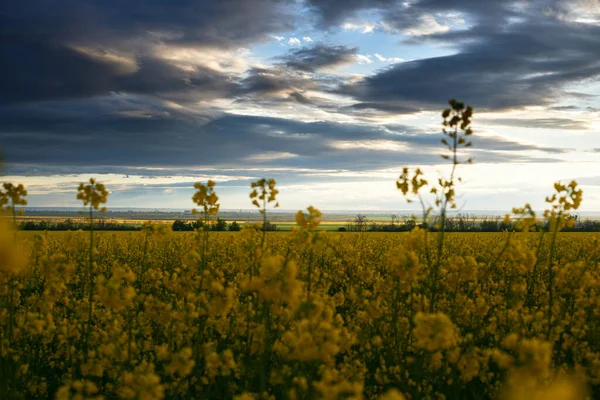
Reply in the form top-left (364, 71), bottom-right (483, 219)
top-left (288, 37), bottom-right (302, 46)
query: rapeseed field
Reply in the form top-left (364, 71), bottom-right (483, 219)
top-left (0, 101), bottom-right (596, 399)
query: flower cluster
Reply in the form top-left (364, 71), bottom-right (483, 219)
top-left (192, 180), bottom-right (220, 224)
top-left (77, 178), bottom-right (109, 212)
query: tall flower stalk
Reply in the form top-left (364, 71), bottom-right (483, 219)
top-left (295, 206), bottom-right (322, 301)
top-left (249, 178), bottom-right (279, 248)
top-left (397, 99), bottom-right (473, 312)
top-left (76, 178), bottom-right (108, 362)
top-left (192, 180), bottom-right (220, 276)
top-left (543, 181), bottom-right (582, 339)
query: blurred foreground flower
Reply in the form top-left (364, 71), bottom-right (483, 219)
top-left (0, 221), bottom-right (26, 274)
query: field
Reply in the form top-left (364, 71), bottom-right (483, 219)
top-left (1, 224), bottom-right (600, 399)
top-left (1, 102), bottom-right (598, 399)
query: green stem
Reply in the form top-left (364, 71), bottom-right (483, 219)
top-left (84, 205), bottom-right (94, 363)
top-left (546, 213), bottom-right (561, 340)
top-left (261, 194), bottom-right (267, 248)
top-left (307, 248), bottom-right (314, 302)
top-left (140, 230), bottom-right (150, 292)
top-left (430, 128), bottom-right (458, 312)
top-left (259, 302), bottom-right (271, 393)
top-left (10, 202), bottom-right (17, 229)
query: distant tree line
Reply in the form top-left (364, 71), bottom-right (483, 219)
top-left (17, 214), bottom-right (600, 233)
top-left (342, 214), bottom-right (417, 232)
top-left (428, 214), bottom-right (600, 232)
top-left (172, 219), bottom-right (278, 232)
top-left (172, 218), bottom-right (235, 231)
top-left (19, 218), bottom-right (140, 231)
top-left (340, 213), bottom-right (600, 232)
top-left (16, 217), bottom-right (278, 232)
top-left (172, 218), bottom-right (277, 232)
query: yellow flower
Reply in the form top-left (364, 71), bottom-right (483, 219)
top-left (413, 312), bottom-right (459, 352)
top-left (379, 389), bottom-right (406, 400)
top-left (77, 178), bottom-right (109, 211)
top-left (0, 221), bottom-right (26, 274)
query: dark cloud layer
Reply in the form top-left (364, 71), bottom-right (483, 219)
top-left (0, 103), bottom-right (569, 176)
top-left (3, 0), bottom-right (600, 110)
top-left (2, 0), bottom-right (294, 47)
top-left (1, 0), bottom-right (596, 183)
top-left (279, 44), bottom-right (358, 72)
top-left (237, 66), bottom-right (316, 96)
top-left (308, 0), bottom-right (600, 112)
top-left (0, 0), bottom-right (293, 104)
top-left (306, 0), bottom-right (395, 26)
top-left (235, 44), bottom-right (356, 105)
top-left (345, 23), bottom-right (600, 111)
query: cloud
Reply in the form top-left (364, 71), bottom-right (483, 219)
top-left (236, 66), bottom-right (318, 98)
top-left (341, 21), bottom-right (378, 33)
top-left (307, 0), bottom-right (501, 32)
top-left (306, 0), bottom-right (395, 26)
top-left (288, 37), bottom-right (302, 46)
top-left (374, 53), bottom-right (404, 63)
top-left (288, 91), bottom-right (314, 104)
top-left (279, 44), bottom-right (358, 72)
top-left (154, 46), bottom-right (252, 74)
top-left (0, 0), bottom-right (296, 104)
top-left (549, 105), bottom-right (580, 111)
top-left (346, 102), bottom-right (419, 115)
top-left (0, 106), bottom-right (571, 175)
top-left (307, 0), bottom-right (600, 112)
top-left (403, 14), bottom-right (451, 36)
top-left (1, 0), bottom-right (598, 197)
top-left (341, 23), bottom-right (600, 111)
top-left (479, 117), bottom-right (590, 130)
top-left (234, 45), bottom-right (358, 106)
top-left (355, 54), bottom-right (374, 64)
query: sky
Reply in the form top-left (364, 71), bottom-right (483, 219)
top-left (1, 0), bottom-right (600, 212)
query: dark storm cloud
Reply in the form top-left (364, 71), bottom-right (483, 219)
top-left (307, 0), bottom-right (600, 112)
top-left (288, 92), bottom-right (314, 104)
top-left (0, 51), bottom-right (237, 104)
top-left (0, 40), bottom-right (122, 103)
top-left (279, 44), bottom-right (358, 72)
top-left (0, 0), bottom-right (294, 104)
top-left (236, 45), bottom-right (355, 104)
top-left (342, 21), bottom-right (600, 111)
top-left (0, 104), bottom-right (570, 176)
top-left (237, 66), bottom-right (317, 96)
top-left (1, 0), bottom-right (294, 48)
top-left (306, 0), bottom-right (515, 29)
top-left (4, 0), bottom-right (598, 114)
top-left (306, 0), bottom-right (395, 26)
top-left (115, 59), bottom-right (238, 102)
